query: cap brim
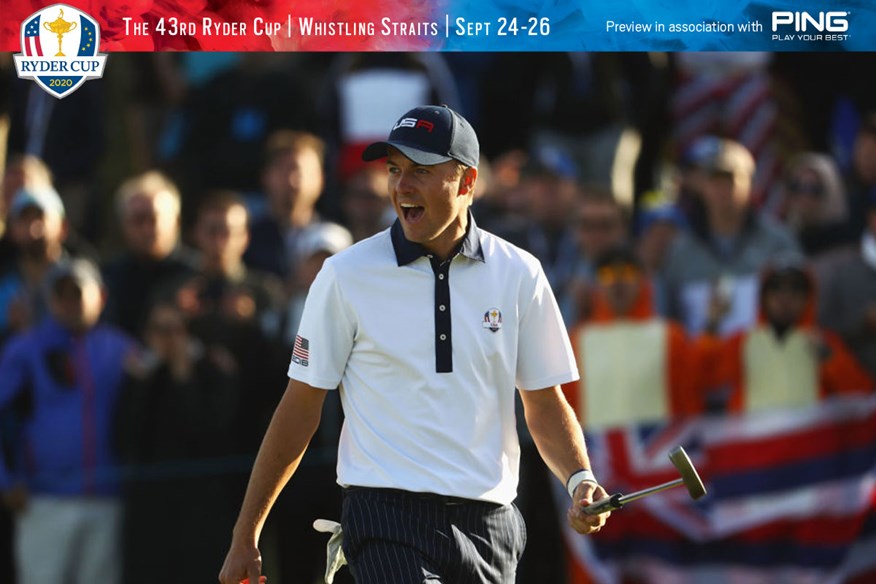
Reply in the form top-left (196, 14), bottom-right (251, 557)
top-left (362, 141), bottom-right (454, 166)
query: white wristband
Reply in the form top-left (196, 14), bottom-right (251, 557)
top-left (566, 469), bottom-right (598, 499)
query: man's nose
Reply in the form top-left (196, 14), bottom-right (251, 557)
top-left (394, 171), bottom-right (416, 195)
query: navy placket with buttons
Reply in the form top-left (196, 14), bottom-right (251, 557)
top-left (429, 255), bottom-right (453, 372)
top-left (391, 213), bottom-right (485, 374)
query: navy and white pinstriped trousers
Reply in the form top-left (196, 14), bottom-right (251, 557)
top-left (341, 487), bottom-right (527, 584)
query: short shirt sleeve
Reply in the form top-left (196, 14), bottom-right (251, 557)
top-left (516, 264), bottom-right (580, 390)
top-left (287, 260), bottom-right (355, 390)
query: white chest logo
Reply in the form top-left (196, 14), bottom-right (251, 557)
top-left (483, 308), bottom-right (502, 332)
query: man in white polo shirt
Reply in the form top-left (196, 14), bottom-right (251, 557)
top-left (219, 105), bottom-right (611, 584)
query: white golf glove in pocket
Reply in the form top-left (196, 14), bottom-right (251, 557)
top-left (313, 519), bottom-right (347, 583)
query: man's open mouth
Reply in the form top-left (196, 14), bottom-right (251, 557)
top-left (400, 203), bottom-right (425, 223)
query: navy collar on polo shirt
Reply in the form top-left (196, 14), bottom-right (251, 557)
top-left (391, 210), bottom-right (485, 266)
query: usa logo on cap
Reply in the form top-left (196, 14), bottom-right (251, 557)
top-left (13, 4), bottom-right (108, 99)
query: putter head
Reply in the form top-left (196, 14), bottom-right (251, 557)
top-left (668, 446), bottom-right (707, 500)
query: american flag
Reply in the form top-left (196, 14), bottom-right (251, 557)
top-left (23, 16), bottom-right (43, 57)
top-left (293, 335), bottom-right (310, 363)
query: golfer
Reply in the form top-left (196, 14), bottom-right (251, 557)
top-left (219, 105), bottom-right (611, 584)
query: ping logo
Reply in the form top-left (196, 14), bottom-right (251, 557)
top-left (13, 4), bottom-right (107, 98)
top-left (771, 11), bottom-right (849, 32)
top-left (393, 117), bottom-right (435, 132)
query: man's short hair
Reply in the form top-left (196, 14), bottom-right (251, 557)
top-left (115, 171), bottom-right (181, 219)
top-left (263, 130), bottom-right (326, 169)
top-left (196, 190), bottom-right (249, 222)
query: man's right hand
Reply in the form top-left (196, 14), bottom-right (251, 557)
top-left (218, 380), bottom-right (328, 583)
top-left (218, 539), bottom-right (263, 584)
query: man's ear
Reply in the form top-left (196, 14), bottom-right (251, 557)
top-left (458, 167), bottom-right (478, 196)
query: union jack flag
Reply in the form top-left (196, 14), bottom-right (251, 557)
top-left (23, 16), bottom-right (43, 57)
top-left (560, 396), bottom-right (876, 584)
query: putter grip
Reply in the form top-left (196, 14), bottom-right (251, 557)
top-left (584, 492), bottom-right (623, 515)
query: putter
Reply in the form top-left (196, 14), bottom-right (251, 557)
top-left (583, 445), bottom-right (706, 515)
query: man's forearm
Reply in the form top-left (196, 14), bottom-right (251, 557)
top-left (232, 379), bottom-right (327, 544)
top-left (520, 385), bottom-right (592, 486)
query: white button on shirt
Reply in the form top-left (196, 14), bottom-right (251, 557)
top-left (288, 216), bottom-right (579, 505)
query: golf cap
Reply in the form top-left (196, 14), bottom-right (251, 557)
top-left (686, 137), bottom-right (755, 177)
top-left (44, 258), bottom-right (103, 296)
top-left (637, 203), bottom-right (687, 234)
top-left (296, 222), bottom-right (353, 261)
top-left (9, 185), bottom-right (65, 220)
top-left (362, 105), bottom-right (479, 168)
top-left (522, 144), bottom-right (579, 180)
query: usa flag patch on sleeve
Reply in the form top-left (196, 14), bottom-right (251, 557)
top-left (292, 335), bottom-right (310, 367)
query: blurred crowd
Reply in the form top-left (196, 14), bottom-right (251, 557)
top-left (0, 51), bottom-right (875, 584)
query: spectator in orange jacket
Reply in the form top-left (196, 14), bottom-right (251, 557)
top-left (700, 259), bottom-right (874, 413)
top-left (562, 246), bottom-right (703, 430)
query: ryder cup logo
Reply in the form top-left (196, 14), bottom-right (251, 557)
top-left (483, 308), bottom-right (502, 333)
top-left (13, 4), bottom-right (108, 99)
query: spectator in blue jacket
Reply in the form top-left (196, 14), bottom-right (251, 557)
top-left (0, 258), bottom-right (135, 584)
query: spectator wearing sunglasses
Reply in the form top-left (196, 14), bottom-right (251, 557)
top-left (698, 258), bottom-right (873, 414)
top-left (564, 191), bottom-right (630, 324)
top-left (781, 153), bottom-right (853, 259)
top-left (562, 246), bottom-right (703, 429)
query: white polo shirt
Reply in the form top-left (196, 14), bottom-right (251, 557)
top-left (288, 215), bottom-right (579, 505)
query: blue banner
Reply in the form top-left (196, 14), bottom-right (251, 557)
top-left (439, 0), bottom-right (874, 50)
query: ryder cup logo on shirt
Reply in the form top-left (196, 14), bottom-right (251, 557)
top-left (483, 308), bottom-right (502, 333)
top-left (13, 4), bottom-right (108, 99)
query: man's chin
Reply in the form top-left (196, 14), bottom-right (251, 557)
top-left (400, 224), bottom-right (428, 244)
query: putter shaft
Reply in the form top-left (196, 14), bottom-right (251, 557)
top-left (584, 478), bottom-right (684, 515)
